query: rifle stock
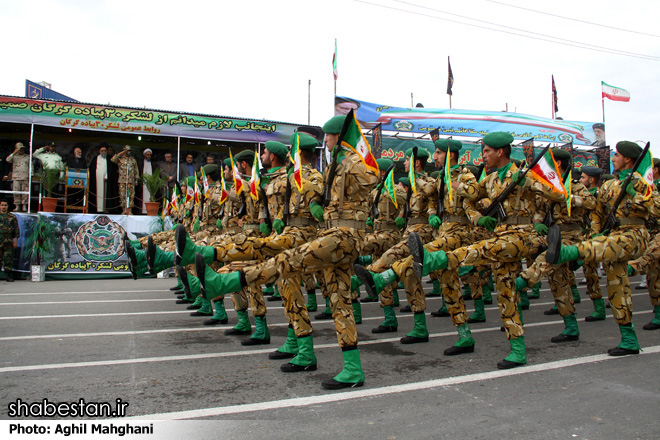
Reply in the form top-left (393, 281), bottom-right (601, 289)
top-left (372, 164), bottom-right (395, 219)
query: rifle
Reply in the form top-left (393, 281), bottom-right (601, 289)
top-left (372, 164), bottom-right (395, 219)
top-left (283, 163), bottom-right (293, 223)
top-left (601, 141), bottom-right (650, 233)
top-left (237, 193), bottom-right (247, 219)
top-left (480, 143), bottom-right (551, 220)
top-left (403, 147), bottom-right (418, 225)
top-left (259, 185), bottom-right (272, 227)
top-left (437, 165), bottom-right (446, 218)
top-left (322, 108), bottom-right (355, 207)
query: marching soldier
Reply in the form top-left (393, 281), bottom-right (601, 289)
top-left (0, 199), bottom-right (19, 282)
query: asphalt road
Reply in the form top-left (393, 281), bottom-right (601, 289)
top-left (1, 273), bottom-right (659, 439)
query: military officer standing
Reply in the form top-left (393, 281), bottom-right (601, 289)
top-left (0, 199), bottom-right (19, 282)
top-left (112, 145), bottom-right (139, 214)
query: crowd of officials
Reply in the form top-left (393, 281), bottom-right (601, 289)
top-left (0, 141), bottom-right (220, 214)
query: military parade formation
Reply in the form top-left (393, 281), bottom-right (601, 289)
top-left (120, 112), bottom-right (660, 390)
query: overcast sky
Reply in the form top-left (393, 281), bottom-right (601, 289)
top-left (3, 0), bottom-right (659, 155)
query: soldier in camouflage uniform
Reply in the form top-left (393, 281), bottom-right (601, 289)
top-left (196, 115), bottom-right (379, 389)
top-left (408, 132), bottom-right (546, 369)
top-left (6, 142), bottom-right (30, 212)
top-left (356, 139), bottom-right (483, 355)
top-left (514, 149), bottom-right (597, 343)
top-left (111, 145), bottom-right (140, 214)
top-left (0, 199), bottom-right (19, 282)
top-left (546, 141), bottom-right (660, 356)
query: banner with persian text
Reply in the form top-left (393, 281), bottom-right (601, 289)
top-left (336, 96), bottom-right (606, 147)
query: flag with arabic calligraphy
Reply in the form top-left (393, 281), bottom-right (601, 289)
top-left (408, 148), bottom-right (417, 195)
top-left (384, 166), bottom-right (398, 208)
top-left (444, 147), bottom-right (453, 207)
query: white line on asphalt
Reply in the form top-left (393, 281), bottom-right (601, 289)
top-left (0, 314), bottom-right (652, 373)
top-left (124, 345), bottom-right (660, 420)
top-left (0, 290), bottom-right (169, 296)
top-left (0, 299), bottom-right (182, 305)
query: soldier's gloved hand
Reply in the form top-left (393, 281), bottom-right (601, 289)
top-left (193, 218), bottom-right (200, 233)
top-left (477, 216), bottom-right (497, 231)
top-left (591, 229), bottom-right (609, 239)
top-left (512, 170), bottom-right (526, 186)
top-left (216, 218), bottom-right (223, 229)
top-left (534, 222), bottom-right (549, 236)
top-left (260, 223), bottom-right (272, 235)
top-left (310, 203), bottom-right (325, 221)
top-left (428, 215), bottom-right (442, 229)
top-left (626, 181), bottom-right (638, 197)
top-left (184, 210), bottom-right (192, 218)
top-left (273, 219), bottom-right (285, 234)
top-left (366, 217), bottom-right (374, 227)
top-left (395, 216), bottom-right (406, 229)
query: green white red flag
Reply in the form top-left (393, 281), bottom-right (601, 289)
top-left (636, 145), bottom-right (654, 199)
top-left (333, 39), bottom-right (338, 80)
top-left (383, 166), bottom-right (398, 209)
top-left (219, 166), bottom-right (228, 206)
top-left (444, 147), bottom-right (453, 207)
top-left (229, 149), bottom-right (244, 195)
top-left (528, 149), bottom-right (567, 196)
top-left (200, 166), bottom-right (210, 198)
top-left (249, 150), bottom-right (261, 202)
top-left (340, 110), bottom-right (379, 175)
top-left (291, 134), bottom-right (303, 193)
top-left (602, 81), bottom-right (630, 102)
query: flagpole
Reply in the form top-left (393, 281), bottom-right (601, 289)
top-left (411, 93), bottom-right (413, 108)
top-left (602, 97), bottom-right (606, 125)
top-left (551, 76), bottom-right (555, 120)
top-left (307, 79), bottom-right (311, 125)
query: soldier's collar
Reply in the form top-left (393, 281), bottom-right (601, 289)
top-left (496, 162), bottom-right (513, 182)
top-left (618, 168), bottom-right (632, 181)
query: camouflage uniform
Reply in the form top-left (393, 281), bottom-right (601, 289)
top-left (0, 211), bottom-right (18, 271)
top-left (360, 186), bottom-right (406, 258)
top-left (582, 186), bottom-right (603, 302)
top-left (111, 153), bottom-right (139, 213)
top-left (6, 152), bottom-right (30, 209)
top-left (243, 148), bottom-right (379, 348)
top-left (368, 172), bottom-right (437, 312)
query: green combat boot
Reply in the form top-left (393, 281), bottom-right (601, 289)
top-left (281, 334), bottom-right (317, 372)
top-left (643, 305), bottom-right (660, 330)
top-left (409, 232), bottom-right (448, 278)
top-left (354, 276), bottom-right (373, 303)
top-left (352, 300), bottom-right (362, 324)
top-left (519, 290), bottom-right (530, 310)
top-left (203, 299), bottom-right (228, 325)
top-left (550, 313), bottom-right (580, 343)
top-left (468, 298), bottom-right (486, 323)
top-left (267, 284), bottom-right (282, 302)
top-left (321, 347), bottom-right (365, 390)
top-left (169, 277), bottom-right (183, 291)
top-left (431, 296), bottom-right (450, 317)
top-left (546, 226), bottom-right (580, 264)
top-left (462, 284), bottom-right (473, 301)
top-left (400, 312), bottom-right (429, 344)
top-left (527, 282), bottom-right (541, 299)
top-left (444, 323), bottom-right (475, 355)
top-left (306, 289), bottom-right (318, 312)
top-left (585, 298), bottom-right (606, 322)
top-left (497, 336), bottom-right (527, 369)
top-left (393, 288), bottom-right (400, 307)
top-left (175, 266), bottom-right (194, 304)
top-left (353, 265), bottom-right (398, 299)
top-left (426, 280), bottom-right (442, 298)
top-left (356, 255), bottom-right (373, 266)
top-left (571, 285), bottom-right (581, 304)
top-left (372, 305), bottom-right (398, 333)
top-left (196, 253), bottom-right (244, 300)
top-left (190, 297), bottom-right (213, 317)
top-left (544, 304), bottom-right (559, 315)
top-left (225, 310), bottom-right (252, 336)
top-left (269, 325), bottom-right (298, 360)
top-left (608, 323), bottom-right (640, 356)
top-left (242, 316), bottom-right (270, 345)
top-left (126, 246), bottom-right (148, 280)
top-left (315, 297), bottom-right (333, 320)
top-left (175, 224), bottom-right (216, 266)
top-left (146, 236), bottom-right (175, 275)
top-left (482, 282), bottom-right (493, 304)
top-left (263, 285), bottom-right (275, 296)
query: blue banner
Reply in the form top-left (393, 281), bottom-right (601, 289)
top-left (335, 96), bottom-right (606, 147)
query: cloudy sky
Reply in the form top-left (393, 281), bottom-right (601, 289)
top-left (3, 0), bottom-right (659, 154)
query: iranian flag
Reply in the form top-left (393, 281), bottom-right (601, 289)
top-left (201, 166), bottom-right (210, 198)
top-left (332, 39), bottom-right (338, 80)
top-left (291, 134), bottom-right (303, 192)
top-left (161, 199), bottom-right (169, 219)
top-left (219, 166), bottom-right (228, 206)
top-left (602, 81), bottom-right (630, 102)
top-left (249, 150), bottom-right (261, 202)
top-left (229, 149), bottom-right (244, 195)
top-left (170, 185), bottom-right (180, 212)
top-left (636, 144), bottom-right (654, 199)
top-left (528, 149), bottom-right (567, 196)
top-left (340, 109), bottom-right (379, 175)
top-left (185, 180), bottom-right (194, 205)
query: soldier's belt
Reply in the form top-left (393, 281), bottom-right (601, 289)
top-left (226, 226), bottom-right (242, 234)
top-left (326, 219), bottom-right (367, 230)
top-left (442, 214), bottom-right (470, 225)
top-left (501, 216), bottom-right (531, 225)
top-left (618, 218), bottom-right (646, 226)
top-left (559, 223), bottom-right (582, 232)
top-left (287, 217), bottom-right (317, 227)
top-left (374, 222), bottom-right (398, 231)
top-left (407, 217), bottom-right (429, 225)
top-left (242, 223), bottom-right (260, 231)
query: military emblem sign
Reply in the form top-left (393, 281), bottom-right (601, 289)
top-left (74, 215), bottom-right (126, 261)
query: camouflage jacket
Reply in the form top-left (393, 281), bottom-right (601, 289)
top-left (523, 177), bottom-right (596, 227)
top-left (260, 167), bottom-right (287, 223)
top-left (111, 154), bottom-right (139, 184)
top-left (406, 172), bottom-right (437, 221)
top-left (221, 183), bottom-right (241, 230)
top-left (0, 212), bottom-right (19, 243)
top-left (6, 153), bottom-right (30, 180)
top-left (201, 181), bottom-right (223, 225)
top-left (323, 147), bottom-right (379, 222)
top-left (439, 166), bottom-right (480, 221)
top-left (370, 185), bottom-right (406, 225)
top-left (277, 164), bottom-right (323, 222)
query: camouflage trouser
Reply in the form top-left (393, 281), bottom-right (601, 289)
top-left (368, 223), bottom-right (435, 312)
top-left (281, 274), bottom-right (313, 337)
top-left (577, 227), bottom-right (649, 325)
top-left (118, 182), bottom-right (136, 212)
top-left (1, 242), bottom-right (13, 271)
top-left (215, 225), bottom-right (316, 262)
top-left (138, 230), bottom-right (174, 249)
top-left (243, 227), bottom-right (364, 348)
top-left (360, 228), bottom-right (401, 259)
top-left (193, 225), bottom-right (221, 244)
top-left (444, 226), bottom-right (540, 339)
top-left (629, 230), bottom-right (660, 307)
top-left (218, 261), bottom-right (265, 316)
top-left (391, 222), bottom-right (474, 324)
top-left (521, 229), bottom-right (582, 317)
top-left (583, 258), bottom-right (602, 300)
top-left (459, 227), bottom-right (495, 300)
top-left (302, 272), bottom-right (317, 292)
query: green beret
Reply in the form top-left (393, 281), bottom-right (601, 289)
top-left (551, 148), bottom-right (572, 161)
top-left (653, 158), bottom-right (660, 169)
top-left (223, 158), bottom-right (233, 167)
top-left (483, 132), bottom-right (514, 149)
top-left (233, 149), bottom-right (255, 165)
top-left (405, 148), bottom-right (430, 161)
top-left (185, 175), bottom-right (196, 186)
top-left (322, 115), bottom-right (346, 134)
top-left (429, 170), bottom-right (440, 179)
top-left (297, 133), bottom-right (319, 153)
top-left (581, 166), bottom-right (603, 177)
top-left (398, 177), bottom-right (410, 187)
top-left (202, 164), bottom-right (219, 175)
top-left (434, 139), bottom-right (462, 153)
top-left (376, 158), bottom-right (393, 170)
top-left (264, 141), bottom-right (288, 161)
top-left (616, 141), bottom-right (643, 160)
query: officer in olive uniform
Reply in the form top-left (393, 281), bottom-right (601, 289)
top-left (0, 199), bottom-right (19, 282)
